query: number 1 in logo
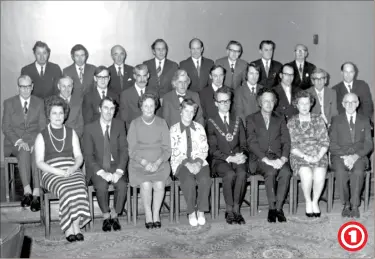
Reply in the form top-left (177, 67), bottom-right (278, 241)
top-left (338, 221), bottom-right (368, 252)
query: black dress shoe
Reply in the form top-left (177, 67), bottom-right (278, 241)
top-left (267, 209), bottom-right (277, 223)
top-left (313, 212), bottom-right (321, 218)
top-left (351, 207), bottom-right (360, 218)
top-left (145, 222), bottom-right (154, 229)
top-left (112, 218), bottom-right (121, 231)
top-left (30, 197), bottom-right (41, 212)
top-left (225, 212), bottom-right (237, 224)
top-left (305, 212), bottom-right (314, 217)
top-left (341, 205), bottom-right (351, 218)
top-left (66, 234), bottom-right (77, 243)
top-left (276, 209), bottom-right (287, 222)
top-left (102, 218), bottom-right (112, 232)
top-left (75, 233), bottom-right (84, 241)
top-left (21, 193), bottom-right (33, 207)
top-left (153, 221), bottom-right (161, 228)
top-left (234, 213), bottom-right (246, 225)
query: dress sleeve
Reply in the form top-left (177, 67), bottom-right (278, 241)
top-left (287, 117), bottom-right (299, 150)
top-left (127, 119), bottom-right (144, 164)
top-left (315, 115), bottom-right (330, 149)
top-left (157, 118), bottom-right (172, 162)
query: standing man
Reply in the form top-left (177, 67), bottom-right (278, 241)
top-left (56, 75), bottom-right (84, 138)
top-left (63, 44), bottom-right (96, 99)
top-left (82, 66), bottom-right (119, 125)
top-left (207, 86), bottom-right (248, 225)
top-left (333, 62), bottom-right (373, 121)
top-left (250, 40), bottom-right (283, 88)
top-left (108, 45), bottom-right (134, 95)
top-left (215, 40), bottom-right (247, 90)
top-left (330, 93), bottom-right (373, 218)
top-left (179, 38), bottom-right (214, 92)
top-left (21, 41), bottom-right (62, 99)
top-left (143, 39), bottom-right (178, 102)
top-left (2, 75), bottom-right (46, 211)
top-left (274, 64), bottom-right (300, 121)
top-left (306, 68), bottom-right (338, 126)
top-left (84, 96), bottom-right (128, 231)
top-left (286, 44), bottom-right (316, 90)
top-left (246, 87), bottom-right (291, 223)
top-left (234, 63), bottom-right (264, 124)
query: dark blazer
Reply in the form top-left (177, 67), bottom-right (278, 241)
top-left (108, 63), bottom-right (134, 95)
top-left (333, 80), bottom-right (374, 120)
top-left (62, 63), bottom-right (96, 99)
top-left (2, 95), bottom-right (46, 154)
top-left (207, 113), bottom-right (247, 172)
top-left (306, 86), bottom-right (338, 125)
top-left (199, 84), bottom-right (218, 122)
top-left (246, 111), bottom-right (291, 173)
top-left (250, 59), bottom-right (283, 88)
top-left (215, 57), bottom-right (247, 90)
top-left (179, 57), bottom-right (214, 92)
top-left (82, 88), bottom-right (119, 125)
top-left (273, 84), bottom-right (301, 121)
top-left (21, 62), bottom-right (62, 99)
top-left (83, 118), bottom-right (128, 182)
top-left (329, 113), bottom-right (373, 162)
top-left (143, 58), bottom-right (178, 98)
top-left (162, 90), bottom-right (204, 127)
top-left (286, 61), bottom-right (316, 90)
top-left (234, 82), bottom-right (264, 124)
top-left (59, 94), bottom-right (84, 138)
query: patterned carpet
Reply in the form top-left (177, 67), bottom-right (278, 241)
top-left (25, 207), bottom-right (374, 258)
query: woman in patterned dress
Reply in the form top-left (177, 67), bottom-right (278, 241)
top-left (287, 90), bottom-right (330, 217)
top-left (127, 93), bottom-right (171, 229)
top-left (35, 96), bottom-right (90, 242)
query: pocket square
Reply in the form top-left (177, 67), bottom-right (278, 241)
top-left (127, 78), bottom-right (132, 81)
top-left (361, 128), bottom-right (365, 131)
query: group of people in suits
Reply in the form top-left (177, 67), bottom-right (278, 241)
top-left (2, 37), bottom-right (374, 239)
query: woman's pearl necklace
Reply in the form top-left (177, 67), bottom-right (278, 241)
top-left (141, 116), bottom-right (155, 125)
top-left (47, 123), bottom-right (66, 153)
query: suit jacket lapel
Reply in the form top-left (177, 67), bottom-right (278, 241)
top-left (171, 91), bottom-right (180, 109)
top-left (83, 65), bottom-right (91, 85)
top-left (26, 96), bottom-right (37, 125)
top-left (161, 60), bottom-right (171, 77)
top-left (354, 116), bottom-right (361, 142)
top-left (109, 120), bottom-right (117, 149)
top-left (189, 57), bottom-right (199, 79)
top-left (323, 89), bottom-right (330, 117)
top-left (95, 120), bottom-right (104, 154)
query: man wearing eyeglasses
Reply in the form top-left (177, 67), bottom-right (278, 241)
top-left (285, 44), bottom-right (316, 90)
top-left (330, 93), bottom-right (373, 218)
top-left (306, 68), bottom-right (338, 126)
top-left (274, 64), bottom-right (300, 121)
top-left (2, 75), bottom-right (46, 211)
top-left (333, 62), bottom-right (373, 122)
top-left (82, 66), bottom-right (119, 125)
top-left (215, 40), bottom-right (247, 90)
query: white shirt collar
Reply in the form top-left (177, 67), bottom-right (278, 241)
top-left (262, 58), bottom-right (270, 67)
top-left (218, 111), bottom-right (230, 124)
top-left (344, 81), bottom-right (353, 92)
top-left (76, 64), bottom-right (85, 74)
top-left (99, 118), bottom-right (112, 135)
top-left (295, 60), bottom-right (305, 68)
top-left (97, 87), bottom-right (107, 97)
top-left (35, 62), bottom-right (46, 74)
top-left (228, 58), bottom-right (236, 67)
top-left (115, 63), bottom-right (124, 70)
top-left (176, 90), bottom-right (186, 96)
top-left (155, 58), bottom-right (165, 68)
top-left (19, 96), bottom-right (31, 108)
top-left (314, 87), bottom-right (324, 94)
top-left (192, 57), bottom-right (202, 65)
top-left (211, 84), bottom-right (221, 92)
top-left (247, 81), bottom-right (257, 89)
top-left (59, 94), bottom-right (71, 103)
top-left (134, 83), bottom-right (145, 96)
top-left (346, 112), bottom-right (356, 124)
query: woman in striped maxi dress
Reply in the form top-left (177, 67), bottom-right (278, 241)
top-left (35, 96), bottom-right (90, 242)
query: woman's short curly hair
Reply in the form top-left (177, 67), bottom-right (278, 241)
top-left (292, 90), bottom-right (315, 108)
top-left (44, 95), bottom-right (70, 121)
top-left (138, 92), bottom-right (159, 110)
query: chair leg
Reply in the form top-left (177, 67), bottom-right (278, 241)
top-left (215, 179), bottom-right (220, 218)
top-left (289, 177), bottom-right (293, 215)
top-left (364, 172), bottom-right (370, 212)
top-left (132, 186), bottom-right (137, 226)
top-left (127, 187), bottom-right (131, 224)
top-left (248, 178), bottom-right (252, 216)
top-left (327, 174), bottom-right (334, 213)
top-left (45, 196), bottom-right (51, 239)
top-left (210, 179), bottom-right (215, 219)
top-left (170, 183), bottom-right (174, 223)
top-left (253, 179), bottom-right (259, 216)
top-left (4, 161), bottom-right (10, 202)
top-left (293, 178), bottom-right (298, 214)
top-left (10, 164), bottom-right (16, 200)
top-left (175, 182), bottom-right (180, 223)
top-left (88, 189), bottom-right (94, 231)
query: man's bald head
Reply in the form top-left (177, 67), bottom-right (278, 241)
top-left (342, 93), bottom-right (359, 115)
top-left (111, 45), bottom-right (127, 65)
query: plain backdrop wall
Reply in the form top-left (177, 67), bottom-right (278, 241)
top-left (1, 1), bottom-right (373, 162)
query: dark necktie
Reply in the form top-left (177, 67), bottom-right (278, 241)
top-left (118, 67), bottom-right (123, 90)
top-left (103, 125), bottom-right (111, 172)
top-left (196, 60), bottom-right (200, 77)
top-left (140, 89), bottom-right (144, 97)
top-left (299, 64), bottom-right (303, 79)
top-left (40, 66), bottom-right (44, 77)
top-left (102, 90), bottom-right (105, 99)
top-left (23, 101), bottom-right (28, 114)
top-left (348, 84), bottom-right (352, 93)
top-left (223, 115), bottom-right (229, 132)
top-left (349, 116), bottom-right (354, 130)
top-left (79, 67), bottom-right (83, 84)
top-left (251, 87), bottom-right (256, 95)
top-left (230, 64), bottom-right (235, 88)
top-left (156, 61), bottom-right (162, 85)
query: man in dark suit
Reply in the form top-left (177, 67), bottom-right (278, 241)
top-left (143, 39), bottom-right (178, 102)
top-left (20, 41), bottom-right (62, 99)
top-left (207, 86), bottom-right (248, 225)
top-left (286, 44), bottom-right (316, 90)
top-left (179, 38), bottom-right (214, 92)
top-left (56, 75), bottom-right (84, 138)
top-left (84, 96), bottom-right (128, 231)
top-left (246, 87), bottom-right (291, 223)
top-left (162, 69), bottom-right (204, 127)
top-left (199, 65), bottom-right (227, 123)
top-left (108, 45), bottom-right (134, 95)
top-left (329, 93), bottom-right (373, 218)
top-left (274, 64), bottom-right (300, 121)
top-left (234, 62), bottom-right (264, 124)
top-left (63, 44), bottom-right (96, 99)
top-left (333, 62), bottom-right (373, 122)
top-left (250, 40), bottom-right (283, 88)
top-left (82, 66), bottom-right (119, 125)
top-left (215, 40), bottom-right (247, 90)
top-left (306, 68), bottom-right (338, 126)
top-left (2, 75), bottom-right (46, 211)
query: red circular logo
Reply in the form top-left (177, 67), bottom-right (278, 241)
top-left (338, 221), bottom-right (368, 252)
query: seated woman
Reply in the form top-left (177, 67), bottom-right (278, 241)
top-left (127, 93), bottom-right (171, 229)
top-left (170, 98), bottom-right (211, 227)
top-left (287, 90), bottom-right (330, 217)
top-left (34, 95), bottom-right (90, 242)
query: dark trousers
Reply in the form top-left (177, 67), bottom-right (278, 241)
top-left (176, 165), bottom-right (212, 214)
top-left (5, 146), bottom-right (39, 190)
top-left (91, 165), bottom-right (128, 214)
top-left (215, 162), bottom-right (247, 208)
top-left (332, 156), bottom-right (366, 208)
top-left (255, 161), bottom-right (291, 210)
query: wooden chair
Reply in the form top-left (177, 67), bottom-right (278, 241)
top-left (363, 170), bottom-right (372, 212)
top-left (174, 178), bottom-right (215, 222)
top-left (4, 157), bottom-right (17, 202)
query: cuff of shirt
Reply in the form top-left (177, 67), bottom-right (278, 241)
top-left (14, 139), bottom-right (23, 146)
top-left (115, 169), bottom-right (124, 175)
top-left (96, 169), bottom-right (105, 175)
